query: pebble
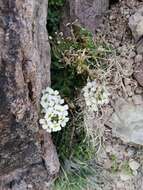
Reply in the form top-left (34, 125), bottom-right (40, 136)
top-left (106, 145), bottom-right (113, 153)
top-left (27, 184), bottom-right (33, 189)
top-left (114, 41), bottom-right (120, 48)
top-left (104, 159), bottom-right (112, 169)
top-left (129, 160), bottom-right (140, 171)
top-left (126, 85), bottom-right (133, 96)
top-left (126, 147), bottom-right (135, 157)
top-left (120, 172), bottom-right (132, 181)
top-left (135, 54), bottom-right (143, 63)
top-left (109, 15), bottom-right (116, 20)
top-left (124, 78), bottom-right (131, 86)
top-left (133, 170), bottom-right (138, 176)
top-left (132, 95), bottom-right (143, 105)
top-left (129, 51), bottom-right (136, 58)
top-left (135, 87), bottom-right (143, 94)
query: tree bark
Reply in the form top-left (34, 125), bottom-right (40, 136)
top-left (61, 0), bottom-right (109, 34)
top-left (0, 0), bottom-right (60, 189)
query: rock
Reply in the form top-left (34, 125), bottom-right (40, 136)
top-left (135, 54), bottom-right (143, 63)
top-left (124, 78), bottom-right (131, 86)
top-left (136, 38), bottom-right (143, 54)
top-left (134, 62), bottom-right (143, 87)
top-left (103, 159), bottom-right (112, 169)
top-left (129, 160), bottom-right (140, 171)
top-left (0, 0), bottom-right (59, 189)
top-left (120, 172), bottom-right (132, 181)
top-left (126, 85), bottom-right (133, 97)
top-left (61, 0), bottom-right (109, 34)
top-left (132, 95), bottom-right (143, 105)
top-left (126, 147), bottom-right (135, 157)
top-left (129, 51), bottom-right (136, 59)
top-left (129, 7), bottom-right (143, 41)
top-left (135, 87), bottom-right (143, 94)
top-left (108, 98), bottom-right (143, 145)
top-left (132, 170), bottom-right (138, 176)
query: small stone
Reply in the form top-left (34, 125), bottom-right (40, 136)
top-left (137, 39), bottom-right (143, 54)
top-left (121, 52), bottom-right (127, 58)
top-left (116, 181), bottom-right (125, 189)
top-left (132, 95), bottom-right (143, 105)
top-left (126, 85), bottom-right (133, 96)
top-left (133, 170), bottom-right (138, 176)
top-left (135, 87), bottom-right (143, 94)
top-left (129, 160), bottom-right (140, 171)
top-left (124, 78), bottom-right (131, 86)
top-left (114, 41), bottom-right (120, 48)
top-left (123, 69), bottom-right (134, 77)
top-left (126, 148), bottom-right (135, 157)
top-left (120, 172), bottom-right (132, 181)
top-left (134, 63), bottom-right (143, 87)
top-left (129, 51), bottom-right (136, 58)
top-left (106, 145), bottom-right (113, 153)
top-left (27, 184), bottom-right (33, 189)
top-left (109, 15), bottom-right (116, 20)
top-left (103, 159), bottom-right (112, 169)
top-left (129, 59), bottom-right (134, 65)
top-left (135, 54), bottom-right (143, 63)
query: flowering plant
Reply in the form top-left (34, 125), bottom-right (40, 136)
top-left (39, 87), bottom-right (69, 132)
top-left (83, 80), bottom-right (110, 112)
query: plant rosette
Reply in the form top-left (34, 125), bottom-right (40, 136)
top-left (83, 80), bottom-right (110, 112)
top-left (39, 87), bottom-right (69, 133)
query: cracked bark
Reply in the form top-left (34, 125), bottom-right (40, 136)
top-left (0, 0), bottom-right (60, 189)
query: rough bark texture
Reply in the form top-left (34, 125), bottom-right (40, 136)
top-left (61, 0), bottom-right (109, 34)
top-left (0, 0), bottom-right (60, 189)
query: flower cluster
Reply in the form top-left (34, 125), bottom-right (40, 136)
top-left (39, 87), bottom-right (69, 133)
top-left (83, 80), bottom-right (110, 112)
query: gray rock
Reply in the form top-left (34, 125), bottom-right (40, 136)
top-left (61, 0), bottom-right (109, 34)
top-left (129, 51), bottom-right (136, 59)
top-left (134, 62), bottom-right (143, 87)
top-left (136, 38), bottom-right (143, 54)
top-left (0, 0), bottom-right (59, 188)
top-left (129, 160), bottom-right (140, 171)
top-left (129, 7), bottom-right (143, 41)
top-left (120, 172), bottom-right (132, 181)
top-left (135, 54), bottom-right (143, 63)
top-left (108, 98), bottom-right (143, 145)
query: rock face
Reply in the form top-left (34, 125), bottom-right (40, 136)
top-left (108, 98), bottom-right (143, 145)
top-left (0, 0), bottom-right (59, 189)
top-left (61, 0), bottom-right (109, 34)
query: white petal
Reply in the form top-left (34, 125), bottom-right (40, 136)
top-left (63, 111), bottom-right (68, 116)
top-left (46, 128), bottom-right (52, 133)
top-left (60, 99), bottom-right (64, 104)
top-left (42, 125), bottom-right (48, 129)
top-left (54, 90), bottom-right (59, 95)
top-left (63, 105), bottom-right (68, 110)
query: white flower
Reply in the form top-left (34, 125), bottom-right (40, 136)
top-left (39, 87), bottom-right (69, 133)
top-left (49, 36), bottom-right (53, 40)
top-left (63, 105), bottom-right (68, 110)
top-left (83, 80), bottom-right (110, 112)
top-left (63, 111), bottom-right (68, 116)
top-left (54, 90), bottom-right (59, 95)
top-left (60, 99), bottom-right (64, 104)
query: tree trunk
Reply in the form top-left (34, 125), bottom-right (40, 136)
top-left (61, 0), bottom-right (109, 34)
top-left (0, 0), bottom-right (60, 189)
